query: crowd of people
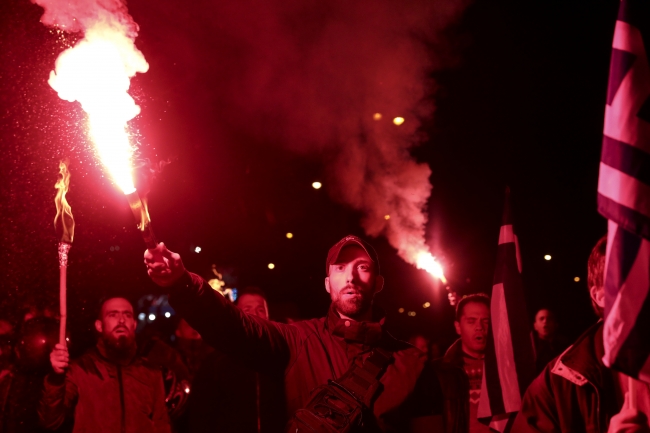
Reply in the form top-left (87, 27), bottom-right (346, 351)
top-left (0, 234), bottom-right (648, 432)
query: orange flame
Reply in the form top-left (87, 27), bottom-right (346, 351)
top-left (54, 160), bottom-right (75, 244)
top-left (415, 251), bottom-right (447, 284)
top-left (48, 18), bottom-right (149, 195)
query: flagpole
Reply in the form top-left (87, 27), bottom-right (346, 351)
top-left (628, 376), bottom-right (637, 410)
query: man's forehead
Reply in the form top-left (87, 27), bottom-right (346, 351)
top-left (102, 298), bottom-right (133, 314)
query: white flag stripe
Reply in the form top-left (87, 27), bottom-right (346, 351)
top-left (604, 21), bottom-right (650, 151)
top-left (603, 229), bottom-right (650, 367)
top-left (498, 225), bottom-right (515, 245)
top-left (489, 416), bottom-right (510, 432)
top-left (598, 162), bottom-right (650, 219)
top-left (491, 283), bottom-right (522, 412)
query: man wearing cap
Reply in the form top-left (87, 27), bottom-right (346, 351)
top-left (144, 235), bottom-right (444, 432)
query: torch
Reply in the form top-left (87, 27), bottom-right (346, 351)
top-left (54, 161), bottom-right (75, 347)
top-left (416, 251), bottom-right (458, 306)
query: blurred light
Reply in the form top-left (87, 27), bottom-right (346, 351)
top-left (115, 245), bottom-right (120, 251)
top-left (148, 314), bottom-right (156, 321)
top-left (138, 313), bottom-right (145, 321)
top-left (194, 246), bottom-right (202, 253)
top-left (393, 117), bottom-right (405, 126)
top-left (312, 181), bottom-right (322, 190)
top-left (184, 387), bottom-right (190, 394)
top-left (544, 255), bottom-right (552, 261)
top-left (66, 337), bottom-right (70, 342)
top-left (574, 276), bottom-right (580, 282)
top-left (373, 113), bottom-right (382, 120)
top-left (407, 311), bottom-right (416, 317)
top-left (286, 233), bottom-right (293, 239)
top-left (164, 312), bottom-right (171, 318)
top-left (110, 246), bottom-right (114, 252)
top-left (268, 263), bottom-right (275, 270)
top-left (398, 308), bottom-right (405, 313)
top-left (423, 302), bottom-right (431, 308)
top-left (384, 215), bottom-right (390, 220)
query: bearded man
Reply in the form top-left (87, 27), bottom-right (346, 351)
top-left (145, 235), bottom-right (444, 432)
top-left (38, 297), bottom-right (171, 433)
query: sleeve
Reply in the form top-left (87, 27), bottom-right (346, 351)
top-left (38, 371), bottom-right (79, 430)
top-left (168, 271), bottom-right (299, 371)
top-left (151, 371), bottom-right (172, 433)
top-left (514, 367), bottom-right (561, 433)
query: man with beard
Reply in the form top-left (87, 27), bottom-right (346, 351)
top-left (144, 235), bottom-right (444, 432)
top-left (433, 294), bottom-right (491, 433)
top-left (38, 297), bottom-right (171, 433)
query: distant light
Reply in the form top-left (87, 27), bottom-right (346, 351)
top-left (286, 233), bottom-right (293, 239)
top-left (268, 263), bottom-right (275, 269)
top-left (393, 117), bottom-right (405, 126)
top-left (312, 181), bottom-right (322, 190)
top-left (384, 215), bottom-right (390, 220)
top-left (574, 276), bottom-right (580, 282)
top-left (398, 308), bottom-right (405, 313)
top-left (423, 302), bottom-right (431, 308)
top-left (184, 387), bottom-right (190, 394)
top-left (544, 255), bottom-right (552, 261)
top-left (194, 246), bottom-right (202, 253)
top-left (148, 314), bottom-right (156, 321)
top-left (115, 245), bottom-right (120, 251)
top-left (373, 113), bottom-right (382, 121)
top-left (110, 246), bottom-right (115, 252)
top-left (407, 311), bottom-right (416, 317)
top-left (66, 337), bottom-right (70, 342)
top-left (164, 312), bottom-right (171, 318)
top-left (138, 313), bottom-right (146, 321)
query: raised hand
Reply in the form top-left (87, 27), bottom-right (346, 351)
top-left (144, 242), bottom-right (186, 287)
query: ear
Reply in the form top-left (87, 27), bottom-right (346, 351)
top-left (590, 285), bottom-right (605, 309)
top-left (374, 275), bottom-right (384, 294)
top-left (94, 319), bottom-right (103, 334)
top-left (454, 321), bottom-right (461, 336)
top-left (324, 277), bottom-right (331, 294)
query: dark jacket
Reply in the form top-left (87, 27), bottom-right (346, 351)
top-left (168, 271), bottom-right (443, 432)
top-left (513, 322), bottom-right (619, 433)
top-left (432, 339), bottom-right (470, 433)
top-left (38, 346), bottom-right (171, 433)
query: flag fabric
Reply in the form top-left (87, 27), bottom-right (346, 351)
top-left (598, 0), bottom-right (650, 384)
top-left (477, 189), bottom-right (535, 432)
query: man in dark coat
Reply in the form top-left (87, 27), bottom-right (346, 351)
top-left (38, 297), bottom-right (171, 433)
top-left (144, 235), bottom-right (444, 432)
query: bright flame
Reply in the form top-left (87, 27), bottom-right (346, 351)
top-left (48, 19), bottom-right (149, 195)
top-left (416, 251), bottom-right (447, 284)
top-left (54, 160), bottom-right (75, 244)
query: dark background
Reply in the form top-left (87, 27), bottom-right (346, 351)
top-left (0, 0), bottom-right (617, 353)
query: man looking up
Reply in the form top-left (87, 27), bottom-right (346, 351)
top-left (433, 293), bottom-right (491, 433)
top-left (39, 297), bottom-right (171, 433)
top-left (145, 235), bottom-right (444, 432)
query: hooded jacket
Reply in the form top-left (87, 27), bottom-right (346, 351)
top-left (38, 345), bottom-right (171, 433)
top-left (167, 271), bottom-right (443, 432)
top-left (513, 321), bottom-right (620, 433)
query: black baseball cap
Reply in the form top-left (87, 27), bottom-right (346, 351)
top-left (325, 235), bottom-right (380, 276)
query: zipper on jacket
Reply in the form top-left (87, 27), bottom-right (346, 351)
top-left (117, 365), bottom-right (126, 433)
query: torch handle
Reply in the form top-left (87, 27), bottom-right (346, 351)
top-left (59, 265), bottom-right (67, 347)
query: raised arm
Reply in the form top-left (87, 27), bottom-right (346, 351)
top-left (38, 344), bottom-right (78, 430)
top-left (145, 243), bottom-right (296, 371)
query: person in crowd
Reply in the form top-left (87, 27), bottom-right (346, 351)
top-left (144, 235), bottom-right (444, 432)
top-left (2, 316), bottom-right (60, 433)
top-left (530, 307), bottom-right (568, 374)
top-left (514, 236), bottom-right (650, 432)
top-left (409, 334), bottom-right (431, 358)
top-left (39, 297), bottom-right (171, 433)
top-left (433, 293), bottom-right (491, 433)
top-left (189, 286), bottom-right (286, 433)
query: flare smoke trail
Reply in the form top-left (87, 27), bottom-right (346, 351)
top-left (136, 0), bottom-right (470, 268)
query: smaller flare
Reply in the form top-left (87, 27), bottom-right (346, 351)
top-left (416, 251), bottom-right (447, 284)
top-left (126, 191), bottom-right (158, 249)
top-left (54, 160), bottom-right (75, 246)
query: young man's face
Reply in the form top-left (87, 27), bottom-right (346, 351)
top-left (533, 309), bottom-right (557, 340)
top-left (455, 302), bottom-right (490, 357)
top-left (325, 245), bottom-right (378, 320)
top-left (95, 298), bottom-right (136, 350)
top-left (237, 294), bottom-right (269, 320)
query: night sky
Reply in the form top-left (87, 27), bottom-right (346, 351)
top-left (0, 0), bottom-right (619, 352)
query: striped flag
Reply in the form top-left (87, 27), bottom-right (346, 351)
top-left (477, 189), bottom-right (535, 432)
top-left (598, 0), bottom-right (650, 384)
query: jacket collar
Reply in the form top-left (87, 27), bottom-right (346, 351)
top-left (326, 304), bottom-right (384, 345)
top-left (551, 321), bottom-right (604, 388)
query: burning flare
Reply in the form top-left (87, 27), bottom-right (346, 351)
top-left (54, 160), bottom-right (75, 244)
top-left (48, 18), bottom-right (149, 195)
top-left (415, 251), bottom-right (447, 284)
